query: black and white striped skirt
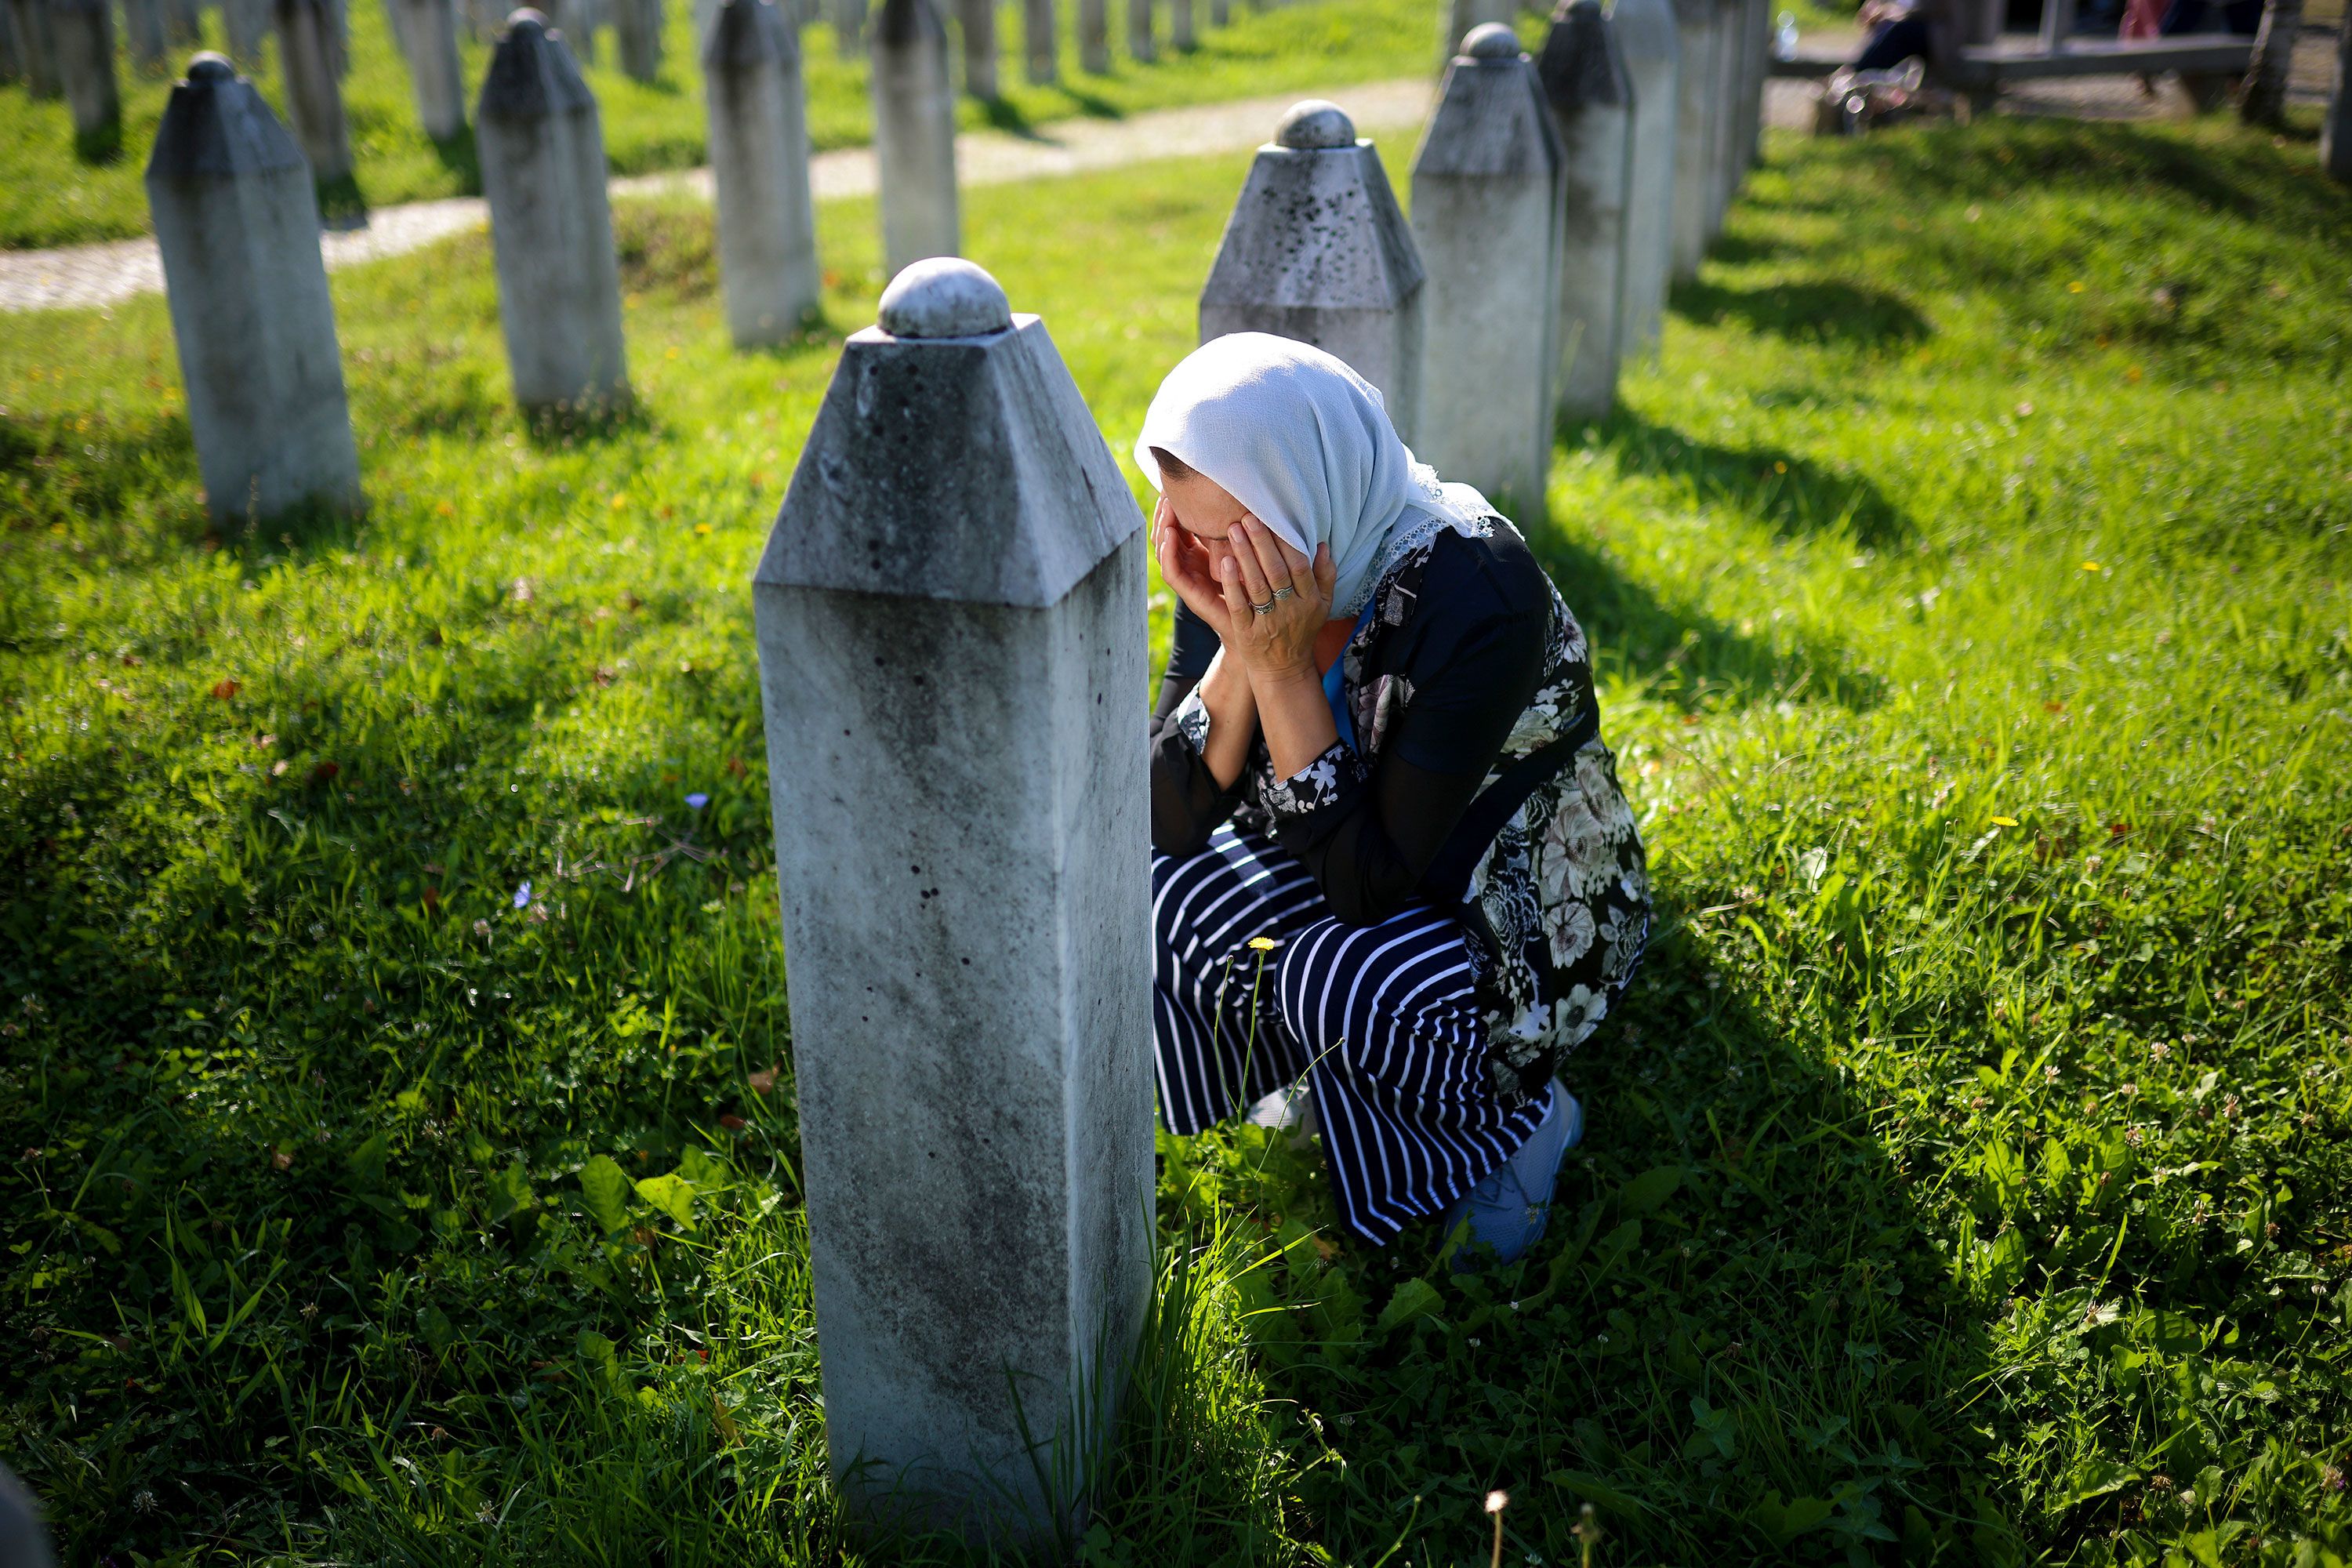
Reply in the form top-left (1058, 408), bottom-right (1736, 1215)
top-left (1152, 824), bottom-right (1552, 1243)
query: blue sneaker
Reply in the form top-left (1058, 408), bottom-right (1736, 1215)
top-left (1440, 1082), bottom-right (1583, 1268)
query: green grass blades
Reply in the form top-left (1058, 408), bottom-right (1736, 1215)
top-left (5, 110), bottom-right (2352, 1564)
top-left (0, 0), bottom-right (1453, 249)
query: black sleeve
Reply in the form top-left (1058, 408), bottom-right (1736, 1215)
top-left (1148, 603), bottom-right (1241, 858)
top-left (1265, 532), bottom-right (1552, 926)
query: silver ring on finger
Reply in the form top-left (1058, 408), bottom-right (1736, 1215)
top-left (1250, 598), bottom-right (1276, 616)
top-left (1271, 585), bottom-right (1297, 602)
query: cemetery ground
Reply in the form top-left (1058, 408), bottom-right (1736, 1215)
top-left (1, 0), bottom-right (1465, 249)
top-left (3, 107), bottom-right (2351, 1566)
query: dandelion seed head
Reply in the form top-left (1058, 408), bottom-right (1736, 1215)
top-left (1486, 1490), bottom-right (1509, 1515)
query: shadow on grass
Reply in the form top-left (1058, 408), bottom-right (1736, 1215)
top-left (429, 125), bottom-right (482, 194)
top-left (1669, 277), bottom-right (1932, 348)
top-left (316, 171), bottom-right (371, 231)
top-left (1207, 911), bottom-right (2017, 1563)
top-left (73, 119), bottom-right (125, 165)
top-left (1592, 410), bottom-right (1916, 551)
top-left (1534, 527), bottom-right (1889, 713)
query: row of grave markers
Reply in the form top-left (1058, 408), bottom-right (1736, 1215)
top-left (1, 0), bottom-right (1250, 161)
top-left (151, 0), bottom-right (1769, 524)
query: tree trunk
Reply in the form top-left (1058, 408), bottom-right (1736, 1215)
top-left (2238, 0), bottom-right (2303, 125)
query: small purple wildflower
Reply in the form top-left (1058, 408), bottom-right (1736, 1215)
top-left (513, 880), bottom-right (531, 909)
top-left (685, 793), bottom-right (710, 810)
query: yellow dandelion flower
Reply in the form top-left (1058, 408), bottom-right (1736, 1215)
top-left (1990, 815), bottom-right (2018, 828)
top-left (2081, 561), bottom-right (2101, 572)
top-left (1247, 936), bottom-right (1279, 952)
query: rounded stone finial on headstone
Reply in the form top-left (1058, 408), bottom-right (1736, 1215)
top-left (877, 257), bottom-right (1011, 339)
top-left (186, 47), bottom-right (236, 77)
top-left (1461, 20), bottom-right (1519, 56)
top-left (1273, 98), bottom-right (1354, 149)
top-left (506, 5), bottom-right (545, 25)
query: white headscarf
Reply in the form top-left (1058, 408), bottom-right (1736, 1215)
top-left (1134, 334), bottom-right (1494, 620)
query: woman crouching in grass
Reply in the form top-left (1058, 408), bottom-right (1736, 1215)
top-left (1142, 333), bottom-right (1650, 1265)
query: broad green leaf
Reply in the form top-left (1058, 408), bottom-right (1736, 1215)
top-left (677, 1146), bottom-right (726, 1189)
top-left (486, 1160), bottom-right (535, 1224)
top-left (635, 1172), bottom-right (697, 1231)
top-left (345, 1131), bottom-right (389, 1187)
top-left (2054, 1457), bottom-right (2140, 1509)
top-left (1748, 1490), bottom-right (1834, 1545)
top-left (1619, 1164), bottom-right (1682, 1214)
top-left (579, 1155), bottom-right (633, 1235)
top-left (1373, 1278), bottom-right (1444, 1337)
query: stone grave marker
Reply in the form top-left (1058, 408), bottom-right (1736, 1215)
top-left (9, 0), bottom-right (60, 97)
top-left (1126, 0), bottom-right (1149, 59)
top-left (1666, 0), bottom-right (1715, 279)
top-left (752, 255), bottom-right (1152, 1548)
top-left (870, 0), bottom-right (959, 274)
top-left (392, 0), bottom-right (466, 137)
top-left (704, 0), bottom-right (821, 345)
top-left (1608, 0), bottom-right (1675, 361)
top-left (1077, 0), bottom-right (1103, 70)
top-left (146, 53), bottom-right (363, 521)
top-left (1410, 23), bottom-right (1559, 524)
top-left (1200, 100), bottom-right (1426, 442)
top-left (956, 0), bottom-right (994, 94)
top-left (1539, 0), bottom-right (1633, 419)
top-left (614, 0), bottom-right (659, 76)
top-left (1022, 0), bottom-right (1051, 80)
top-left (49, 0), bottom-right (122, 151)
top-left (274, 0), bottom-right (353, 179)
top-left (477, 9), bottom-right (631, 413)
top-left (125, 0), bottom-right (169, 71)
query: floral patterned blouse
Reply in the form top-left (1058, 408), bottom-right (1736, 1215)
top-left (1147, 511), bottom-right (1650, 1109)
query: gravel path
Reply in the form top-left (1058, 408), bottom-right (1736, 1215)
top-left (0, 78), bottom-right (1435, 315)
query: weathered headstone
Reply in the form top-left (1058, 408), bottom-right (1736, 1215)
top-left (828, 0), bottom-right (855, 53)
top-left (274, 0), bottom-right (353, 178)
top-left (9, 0), bottom-right (60, 96)
top-left (49, 0), bottom-right (122, 150)
top-left (1607, 0), bottom-right (1673, 361)
top-left (1539, 0), bottom-right (1632, 419)
top-left (1410, 24), bottom-right (1558, 522)
top-left (125, 0), bottom-right (169, 71)
top-left (1076, 0), bottom-right (1102, 68)
top-left (1167, 0), bottom-right (1188, 49)
top-left (614, 0), bottom-right (659, 76)
top-left (1124, 0), bottom-right (1149, 59)
top-left (1200, 100), bottom-right (1425, 441)
top-left (549, 0), bottom-right (596, 60)
top-left (1704, 0), bottom-right (1740, 234)
top-left (1443, 0), bottom-right (1511, 55)
top-left (751, 255), bottom-right (1152, 1548)
top-left (477, 9), bottom-right (631, 413)
top-left (704, 0), bottom-right (820, 345)
top-left (1666, 0), bottom-right (1715, 279)
top-left (163, 0), bottom-right (197, 41)
top-left (956, 0), bottom-right (993, 95)
top-left (391, 0), bottom-right (466, 136)
top-left (870, 0), bottom-right (959, 274)
top-left (1021, 0), bottom-right (1050, 79)
top-left (223, 0), bottom-right (267, 58)
top-left (1208, 0), bottom-right (1222, 23)
top-left (2325, 16), bottom-right (2352, 183)
top-left (1736, 0), bottom-right (1764, 172)
top-left (146, 53), bottom-right (363, 521)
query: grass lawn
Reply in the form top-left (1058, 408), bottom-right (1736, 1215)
top-left (4, 106), bottom-right (2351, 1565)
top-left (0, 0), bottom-right (1473, 249)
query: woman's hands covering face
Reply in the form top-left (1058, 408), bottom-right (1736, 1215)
top-left (1154, 496), bottom-right (1337, 683)
top-left (1216, 517), bottom-right (1336, 684)
top-left (1152, 494), bottom-right (1239, 644)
